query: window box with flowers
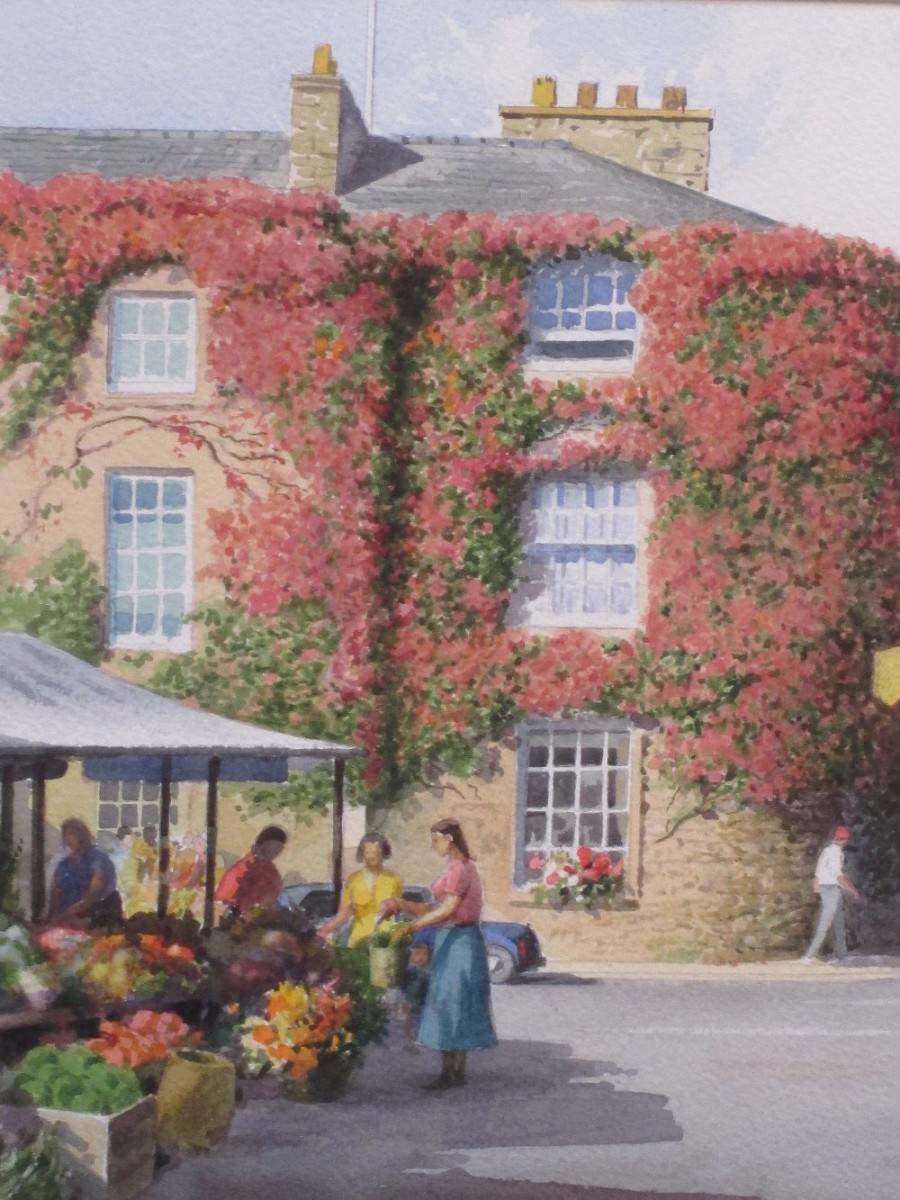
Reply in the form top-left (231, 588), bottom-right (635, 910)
top-left (529, 846), bottom-right (630, 913)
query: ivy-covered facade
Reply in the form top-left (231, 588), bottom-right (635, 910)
top-left (0, 71), bottom-right (898, 960)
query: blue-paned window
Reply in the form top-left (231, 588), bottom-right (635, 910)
top-left (528, 255), bottom-right (640, 363)
top-left (107, 472), bottom-right (192, 650)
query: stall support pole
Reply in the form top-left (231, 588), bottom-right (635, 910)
top-left (203, 756), bottom-right (220, 932)
top-left (0, 764), bottom-right (14, 850)
top-left (30, 762), bottom-right (46, 922)
top-left (331, 758), bottom-right (345, 917)
top-left (157, 755), bottom-right (173, 919)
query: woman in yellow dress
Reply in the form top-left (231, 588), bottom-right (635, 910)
top-left (119, 827), bottom-right (159, 917)
top-left (319, 833), bottom-right (402, 947)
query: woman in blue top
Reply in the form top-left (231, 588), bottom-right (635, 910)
top-left (48, 818), bottom-right (121, 927)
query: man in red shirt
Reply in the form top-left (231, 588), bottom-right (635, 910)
top-left (215, 826), bottom-right (288, 919)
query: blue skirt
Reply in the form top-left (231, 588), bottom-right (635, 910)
top-left (416, 924), bottom-right (498, 1052)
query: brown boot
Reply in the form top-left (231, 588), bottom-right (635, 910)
top-left (422, 1051), bottom-right (456, 1091)
top-left (450, 1050), bottom-right (467, 1086)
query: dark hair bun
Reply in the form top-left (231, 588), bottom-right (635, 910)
top-left (255, 825), bottom-right (288, 846)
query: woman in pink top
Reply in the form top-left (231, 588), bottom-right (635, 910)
top-left (383, 818), bottom-right (497, 1090)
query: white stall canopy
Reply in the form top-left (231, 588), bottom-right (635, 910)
top-left (0, 633), bottom-right (361, 925)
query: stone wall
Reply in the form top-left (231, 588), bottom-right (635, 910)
top-left (377, 740), bottom-right (822, 963)
top-left (499, 107), bottom-right (713, 192)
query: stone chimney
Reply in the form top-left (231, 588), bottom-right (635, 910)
top-left (289, 44), bottom-right (369, 193)
top-left (500, 76), bottom-right (714, 191)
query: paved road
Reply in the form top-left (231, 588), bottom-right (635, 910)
top-left (146, 968), bottom-right (900, 1200)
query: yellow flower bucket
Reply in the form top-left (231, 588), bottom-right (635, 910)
top-left (369, 944), bottom-right (403, 989)
top-left (155, 1049), bottom-right (236, 1149)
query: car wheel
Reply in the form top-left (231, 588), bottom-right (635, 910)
top-left (486, 944), bottom-right (516, 984)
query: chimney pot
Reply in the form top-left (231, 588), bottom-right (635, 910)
top-left (576, 82), bottom-right (598, 108)
top-left (615, 84), bottom-right (639, 109)
top-left (661, 85), bottom-right (687, 111)
top-left (531, 76), bottom-right (557, 107)
top-left (312, 43), bottom-right (338, 76)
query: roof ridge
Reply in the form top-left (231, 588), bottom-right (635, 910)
top-left (0, 126), bottom-right (284, 140)
top-left (396, 134), bottom-right (571, 150)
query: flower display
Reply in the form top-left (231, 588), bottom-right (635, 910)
top-left (532, 847), bottom-right (625, 910)
top-left (34, 926), bottom-right (93, 961)
top-left (84, 1010), bottom-right (200, 1068)
top-left (119, 835), bottom-right (160, 918)
top-left (37, 930), bottom-right (204, 1004)
top-left (236, 981), bottom-right (354, 1083)
top-left (0, 920), bottom-right (57, 1009)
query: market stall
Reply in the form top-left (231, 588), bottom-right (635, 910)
top-left (0, 633), bottom-right (361, 927)
top-left (0, 637), bottom-right (386, 1194)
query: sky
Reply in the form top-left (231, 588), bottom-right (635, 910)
top-left (0, 0), bottom-right (897, 252)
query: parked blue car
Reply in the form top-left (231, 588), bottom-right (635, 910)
top-left (279, 882), bottom-right (545, 984)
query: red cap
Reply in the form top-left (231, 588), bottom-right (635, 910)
top-left (833, 826), bottom-right (851, 840)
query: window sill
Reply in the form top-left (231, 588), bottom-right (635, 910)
top-left (524, 359), bottom-right (636, 378)
top-left (511, 620), bottom-right (639, 634)
top-left (108, 638), bottom-right (191, 654)
top-left (507, 894), bottom-right (640, 913)
top-left (106, 387), bottom-right (199, 399)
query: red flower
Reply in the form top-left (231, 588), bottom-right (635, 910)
top-left (544, 871), bottom-right (561, 886)
top-left (527, 854), bottom-right (545, 871)
top-left (576, 846), bottom-right (593, 868)
top-left (592, 853), bottom-right (612, 875)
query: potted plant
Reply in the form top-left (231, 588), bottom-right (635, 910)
top-left (235, 981), bottom-right (358, 1102)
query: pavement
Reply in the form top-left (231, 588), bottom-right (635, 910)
top-left (140, 963), bottom-right (900, 1200)
top-left (542, 952), bottom-right (900, 982)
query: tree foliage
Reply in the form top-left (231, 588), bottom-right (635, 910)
top-left (0, 539), bottom-right (105, 664)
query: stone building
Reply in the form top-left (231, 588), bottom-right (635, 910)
top-left (0, 48), bottom-right (824, 961)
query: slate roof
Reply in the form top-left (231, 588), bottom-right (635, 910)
top-left (341, 136), bottom-right (776, 229)
top-left (0, 126), bottom-right (775, 229)
top-left (0, 128), bottom-right (289, 189)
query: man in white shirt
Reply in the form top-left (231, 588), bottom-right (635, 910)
top-left (801, 825), bottom-right (860, 963)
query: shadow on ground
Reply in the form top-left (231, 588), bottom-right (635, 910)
top-left (145, 1031), bottom-right (701, 1200)
top-left (376, 1173), bottom-right (761, 1200)
top-left (512, 971), bottom-right (600, 986)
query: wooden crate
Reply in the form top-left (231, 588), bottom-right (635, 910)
top-left (36, 1095), bottom-right (155, 1200)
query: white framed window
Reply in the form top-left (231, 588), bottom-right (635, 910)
top-left (516, 720), bottom-right (632, 885)
top-left (528, 254), bottom-right (639, 367)
top-left (97, 780), bottom-right (179, 836)
top-left (108, 295), bottom-right (197, 393)
top-left (106, 472), bottom-right (193, 651)
top-left (513, 476), bottom-right (639, 629)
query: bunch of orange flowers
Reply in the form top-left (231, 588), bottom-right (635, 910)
top-left (237, 982), bottom-right (354, 1082)
top-left (85, 1009), bottom-right (200, 1068)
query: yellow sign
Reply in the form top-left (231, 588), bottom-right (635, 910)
top-left (873, 646), bottom-right (900, 707)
